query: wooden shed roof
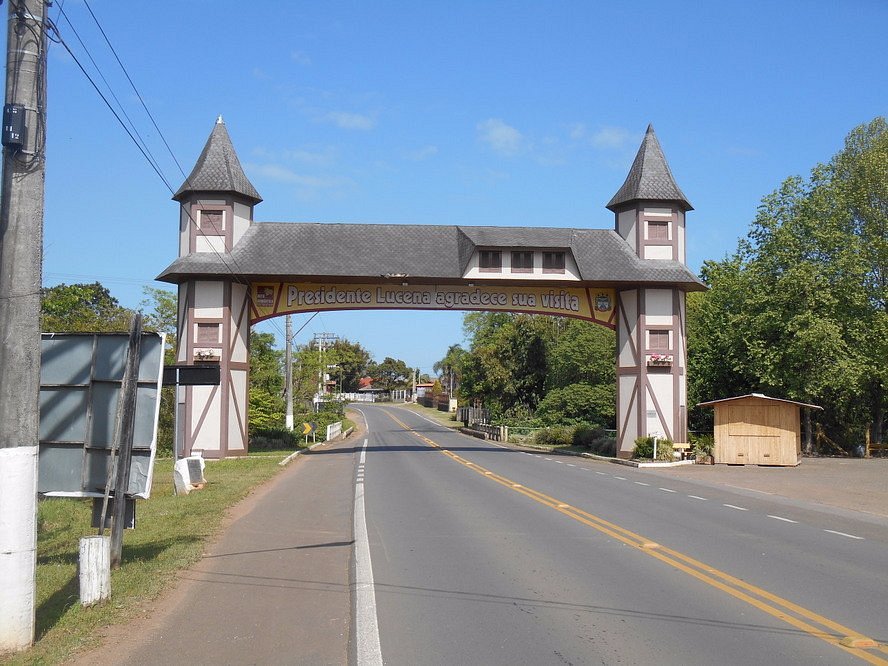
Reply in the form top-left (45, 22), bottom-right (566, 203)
top-left (697, 393), bottom-right (822, 410)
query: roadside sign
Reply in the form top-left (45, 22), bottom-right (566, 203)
top-left (302, 422), bottom-right (316, 435)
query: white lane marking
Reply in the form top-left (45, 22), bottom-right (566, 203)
top-left (723, 504), bottom-right (748, 511)
top-left (566, 463), bottom-right (576, 467)
top-left (659, 488), bottom-right (677, 493)
top-left (544, 457), bottom-right (553, 461)
top-left (595, 471), bottom-right (607, 475)
top-left (823, 529), bottom-right (864, 540)
top-left (613, 476), bottom-right (626, 480)
top-left (768, 515), bottom-right (798, 524)
top-left (634, 481), bottom-right (650, 486)
top-left (688, 495), bottom-right (708, 501)
top-left (555, 460), bottom-right (564, 464)
top-left (354, 438), bottom-right (383, 666)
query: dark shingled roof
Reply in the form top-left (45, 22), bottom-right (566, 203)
top-left (606, 125), bottom-right (692, 212)
top-left (173, 117), bottom-right (262, 203)
top-left (157, 222), bottom-right (706, 291)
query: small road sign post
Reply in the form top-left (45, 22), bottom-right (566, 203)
top-left (302, 421), bottom-right (317, 446)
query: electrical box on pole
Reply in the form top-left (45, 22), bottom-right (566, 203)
top-left (2, 104), bottom-right (25, 149)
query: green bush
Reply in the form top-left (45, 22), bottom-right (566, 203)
top-left (572, 424), bottom-right (615, 455)
top-left (534, 426), bottom-right (573, 448)
top-left (250, 427), bottom-right (300, 451)
top-left (691, 433), bottom-right (714, 459)
top-left (632, 435), bottom-right (655, 459)
top-left (655, 438), bottom-right (674, 461)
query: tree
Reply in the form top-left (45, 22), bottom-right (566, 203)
top-left (433, 344), bottom-right (468, 394)
top-left (369, 356), bottom-right (412, 391)
top-left (688, 117), bottom-right (887, 451)
top-left (249, 330), bottom-right (285, 430)
top-left (41, 282), bottom-right (133, 332)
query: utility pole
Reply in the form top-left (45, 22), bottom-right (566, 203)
top-left (285, 315), bottom-right (293, 430)
top-left (0, 0), bottom-right (48, 652)
top-left (312, 332), bottom-right (338, 410)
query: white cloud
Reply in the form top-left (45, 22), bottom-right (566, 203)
top-left (247, 163), bottom-right (349, 190)
top-left (568, 122), bottom-right (588, 141)
top-left (403, 145), bottom-right (438, 161)
top-left (477, 118), bottom-right (524, 156)
top-left (325, 111), bottom-right (376, 130)
top-left (590, 126), bottom-right (632, 149)
top-left (291, 50), bottom-right (311, 66)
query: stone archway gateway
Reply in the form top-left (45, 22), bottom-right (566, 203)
top-left (157, 118), bottom-right (705, 459)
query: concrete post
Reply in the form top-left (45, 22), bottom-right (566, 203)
top-left (0, 0), bottom-right (47, 652)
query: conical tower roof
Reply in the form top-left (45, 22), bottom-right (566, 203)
top-left (606, 125), bottom-right (692, 212)
top-left (173, 116), bottom-right (262, 203)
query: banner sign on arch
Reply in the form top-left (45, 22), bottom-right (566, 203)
top-left (249, 282), bottom-right (616, 327)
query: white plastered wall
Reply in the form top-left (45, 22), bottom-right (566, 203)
top-left (194, 281), bottom-right (224, 318)
top-left (190, 385), bottom-right (222, 456)
top-left (617, 210), bottom-right (637, 252)
top-left (233, 201), bottom-right (252, 246)
top-left (646, 374), bottom-right (675, 440)
top-left (228, 370), bottom-right (248, 452)
top-left (462, 249), bottom-right (581, 281)
top-left (617, 289), bottom-right (638, 367)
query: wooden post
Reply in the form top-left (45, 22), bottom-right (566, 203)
top-left (78, 536), bottom-right (110, 606)
top-left (109, 315), bottom-right (143, 569)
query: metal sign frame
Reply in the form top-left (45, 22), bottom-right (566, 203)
top-left (37, 332), bottom-right (165, 499)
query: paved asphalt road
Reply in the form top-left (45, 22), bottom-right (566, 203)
top-left (73, 404), bottom-right (888, 665)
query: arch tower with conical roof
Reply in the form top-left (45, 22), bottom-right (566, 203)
top-left (171, 116), bottom-right (262, 457)
top-left (609, 125), bottom-right (693, 451)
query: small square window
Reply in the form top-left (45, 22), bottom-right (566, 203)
top-left (511, 251), bottom-right (533, 272)
top-left (648, 221), bottom-right (669, 241)
top-left (479, 250), bottom-right (502, 271)
top-left (649, 330), bottom-right (670, 350)
top-left (201, 210), bottom-right (224, 235)
top-left (196, 323), bottom-right (220, 344)
top-left (542, 251), bottom-right (565, 272)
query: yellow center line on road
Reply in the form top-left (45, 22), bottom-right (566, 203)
top-left (382, 409), bottom-right (886, 664)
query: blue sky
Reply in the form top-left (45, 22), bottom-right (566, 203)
top-left (26, 0), bottom-right (887, 375)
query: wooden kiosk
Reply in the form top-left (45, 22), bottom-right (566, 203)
top-left (698, 394), bottom-right (821, 466)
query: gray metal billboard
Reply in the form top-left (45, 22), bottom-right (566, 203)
top-left (38, 332), bottom-right (165, 499)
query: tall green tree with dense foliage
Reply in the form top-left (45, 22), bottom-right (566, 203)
top-left (249, 330), bottom-right (285, 430)
top-left (41, 282), bottom-right (134, 332)
top-left (688, 117), bottom-right (886, 451)
top-left (455, 312), bottom-right (615, 425)
top-left (368, 356), bottom-right (412, 391)
top-left (433, 344), bottom-right (467, 394)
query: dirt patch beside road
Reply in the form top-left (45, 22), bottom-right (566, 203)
top-left (650, 457), bottom-right (888, 520)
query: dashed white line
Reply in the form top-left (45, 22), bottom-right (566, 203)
top-left (823, 529), bottom-right (864, 540)
top-left (634, 481), bottom-right (650, 486)
top-left (544, 457), bottom-right (553, 461)
top-left (659, 488), bottom-right (677, 493)
top-left (555, 460), bottom-right (564, 464)
top-left (595, 471), bottom-right (607, 475)
top-left (688, 495), bottom-right (708, 501)
top-left (613, 476), bottom-right (626, 480)
top-left (566, 463), bottom-right (576, 467)
top-left (768, 515), bottom-right (798, 524)
top-left (723, 504), bottom-right (748, 511)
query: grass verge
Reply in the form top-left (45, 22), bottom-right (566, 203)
top-left (396, 402), bottom-right (462, 430)
top-left (3, 455), bottom-right (285, 666)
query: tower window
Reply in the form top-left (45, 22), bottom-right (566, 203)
top-left (542, 251), bottom-right (565, 273)
top-left (649, 329), bottom-right (670, 350)
top-left (511, 251), bottom-right (533, 272)
top-left (196, 323), bottom-right (220, 344)
top-left (201, 210), bottom-right (224, 235)
top-left (648, 221), bottom-right (669, 241)
top-left (479, 250), bottom-right (502, 271)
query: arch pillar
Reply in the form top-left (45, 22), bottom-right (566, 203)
top-left (616, 287), bottom-right (687, 457)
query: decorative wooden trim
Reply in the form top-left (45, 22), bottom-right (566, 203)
top-left (645, 377), bottom-right (673, 442)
